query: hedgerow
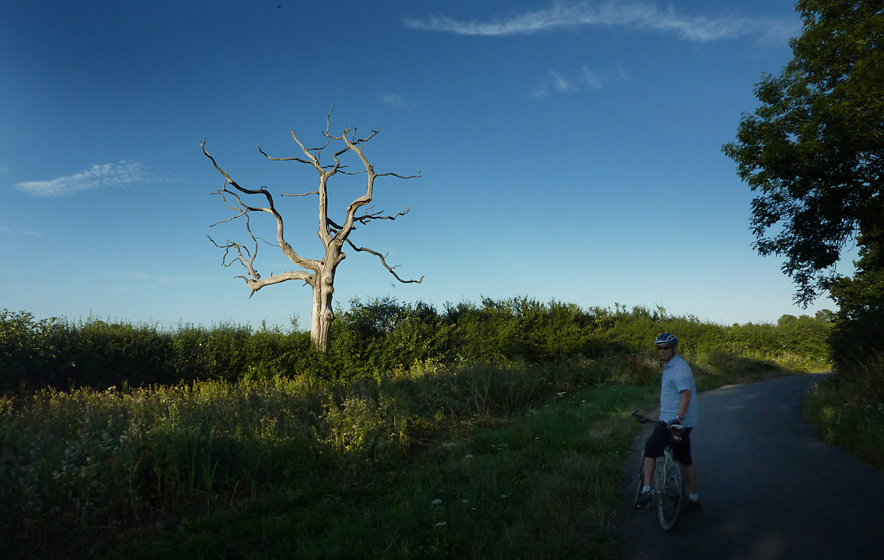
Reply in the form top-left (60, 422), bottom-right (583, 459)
top-left (1, 299), bottom-right (831, 394)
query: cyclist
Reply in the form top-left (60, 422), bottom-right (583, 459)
top-left (635, 333), bottom-right (701, 512)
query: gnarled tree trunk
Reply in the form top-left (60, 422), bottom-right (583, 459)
top-left (310, 251), bottom-right (342, 351)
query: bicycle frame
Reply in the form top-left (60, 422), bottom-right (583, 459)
top-left (631, 411), bottom-right (687, 532)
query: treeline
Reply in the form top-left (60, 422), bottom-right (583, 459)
top-left (1, 297), bottom-right (831, 394)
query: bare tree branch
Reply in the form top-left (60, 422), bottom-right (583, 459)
top-left (207, 235), bottom-right (253, 272)
top-left (345, 239), bottom-right (424, 284)
top-left (256, 145), bottom-right (315, 165)
top-left (202, 141), bottom-right (275, 204)
top-left (376, 170), bottom-right (422, 180)
top-left (208, 188), bottom-right (249, 226)
top-left (347, 127), bottom-right (381, 145)
top-left (281, 190), bottom-right (320, 198)
top-left (207, 212), bottom-right (264, 289)
top-left (238, 270), bottom-right (315, 295)
top-left (207, 228), bottom-right (313, 297)
top-left (355, 206), bottom-right (413, 225)
top-left (202, 140), bottom-right (317, 272)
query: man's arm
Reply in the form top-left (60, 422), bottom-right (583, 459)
top-left (676, 389), bottom-right (691, 421)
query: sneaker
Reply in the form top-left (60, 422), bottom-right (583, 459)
top-left (634, 491), bottom-right (652, 508)
top-left (684, 499), bottom-right (702, 512)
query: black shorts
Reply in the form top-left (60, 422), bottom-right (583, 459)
top-left (644, 423), bottom-right (693, 466)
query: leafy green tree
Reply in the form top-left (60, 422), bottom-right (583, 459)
top-left (828, 231), bottom-right (884, 366)
top-left (722, 0), bottom-right (884, 307)
top-left (814, 309), bottom-right (836, 324)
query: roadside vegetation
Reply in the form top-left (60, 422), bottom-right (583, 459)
top-left (722, 0), bottom-right (884, 476)
top-left (0, 299), bottom-right (831, 559)
top-left (804, 228), bottom-right (884, 472)
top-left (805, 355), bottom-right (884, 471)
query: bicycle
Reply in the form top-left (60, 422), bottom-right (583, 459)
top-left (631, 411), bottom-right (687, 532)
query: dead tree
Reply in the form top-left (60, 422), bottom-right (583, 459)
top-left (201, 112), bottom-right (422, 351)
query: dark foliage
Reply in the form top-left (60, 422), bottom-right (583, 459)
top-left (828, 231), bottom-right (884, 369)
top-left (722, 0), bottom-right (884, 307)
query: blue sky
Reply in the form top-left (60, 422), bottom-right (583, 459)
top-left (1, 0), bottom-right (840, 330)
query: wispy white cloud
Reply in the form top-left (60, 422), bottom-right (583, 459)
top-left (12, 160), bottom-right (162, 197)
top-left (0, 225), bottom-right (47, 237)
top-left (531, 69), bottom-right (582, 98)
top-left (404, 1), bottom-right (799, 43)
top-left (531, 66), bottom-right (608, 98)
top-left (530, 85), bottom-right (551, 98)
top-left (551, 71), bottom-right (576, 94)
top-left (581, 66), bottom-right (603, 89)
top-left (379, 93), bottom-right (417, 111)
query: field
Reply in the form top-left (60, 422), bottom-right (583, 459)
top-left (0, 299), bottom-right (831, 559)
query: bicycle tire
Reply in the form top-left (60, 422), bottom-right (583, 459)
top-left (657, 459), bottom-right (685, 532)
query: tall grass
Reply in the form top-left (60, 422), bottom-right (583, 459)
top-left (0, 299), bottom-right (831, 558)
top-left (805, 353), bottom-right (884, 470)
top-left (0, 356), bottom-right (627, 558)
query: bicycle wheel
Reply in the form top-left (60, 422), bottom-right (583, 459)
top-left (657, 459), bottom-right (685, 531)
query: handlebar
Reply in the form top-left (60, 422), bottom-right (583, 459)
top-left (631, 410), bottom-right (658, 424)
top-left (631, 410), bottom-right (684, 431)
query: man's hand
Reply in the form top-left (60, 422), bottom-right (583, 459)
top-left (670, 416), bottom-right (683, 426)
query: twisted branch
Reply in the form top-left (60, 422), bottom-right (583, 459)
top-left (345, 239), bottom-right (424, 284)
top-left (202, 140), bottom-right (316, 272)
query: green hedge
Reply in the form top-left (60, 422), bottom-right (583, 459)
top-left (0, 299), bottom-right (832, 394)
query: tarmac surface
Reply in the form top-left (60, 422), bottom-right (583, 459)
top-left (616, 373), bottom-right (884, 560)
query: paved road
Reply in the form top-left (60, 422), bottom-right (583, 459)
top-left (617, 374), bottom-right (884, 560)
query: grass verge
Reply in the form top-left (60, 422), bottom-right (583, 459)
top-left (99, 383), bottom-right (658, 560)
top-left (804, 356), bottom-right (884, 470)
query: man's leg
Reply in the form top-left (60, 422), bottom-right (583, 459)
top-left (637, 425), bottom-right (664, 507)
top-left (642, 456), bottom-right (656, 488)
top-left (683, 463), bottom-right (701, 511)
top-left (684, 463), bottom-right (697, 495)
top-left (635, 456), bottom-right (656, 507)
top-left (641, 424), bottom-right (668, 489)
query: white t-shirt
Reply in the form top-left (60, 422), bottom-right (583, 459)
top-left (660, 354), bottom-right (697, 427)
